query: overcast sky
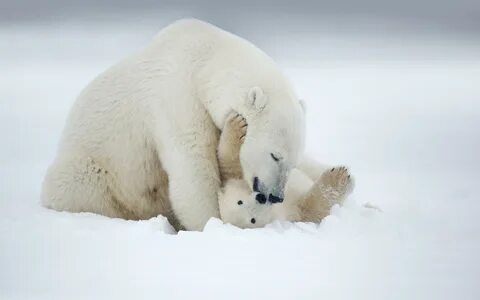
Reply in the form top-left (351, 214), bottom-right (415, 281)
top-left (1, 0), bottom-right (479, 36)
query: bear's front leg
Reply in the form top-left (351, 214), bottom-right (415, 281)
top-left (161, 132), bottom-right (222, 231)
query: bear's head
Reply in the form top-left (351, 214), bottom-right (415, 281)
top-left (218, 179), bottom-right (275, 228)
top-left (236, 86), bottom-right (305, 203)
top-left (198, 56), bottom-right (306, 202)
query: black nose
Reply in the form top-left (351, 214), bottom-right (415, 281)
top-left (250, 218), bottom-right (256, 224)
top-left (268, 194), bottom-right (283, 203)
top-left (255, 193), bottom-right (267, 204)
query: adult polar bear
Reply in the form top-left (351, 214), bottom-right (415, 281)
top-left (42, 19), bottom-right (306, 231)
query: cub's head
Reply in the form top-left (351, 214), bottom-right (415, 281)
top-left (218, 179), bottom-right (275, 229)
top-left (236, 86), bottom-right (305, 203)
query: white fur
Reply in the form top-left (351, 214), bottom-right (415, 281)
top-left (218, 166), bottom-right (353, 229)
top-left (42, 19), bottom-right (305, 231)
top-left (219, 168), bottom-right (312, 228)
top-left (218, 180), bottom-right (275, 229)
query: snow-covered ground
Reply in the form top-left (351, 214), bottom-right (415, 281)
top-left (1, 19), bottom-right (480, 299)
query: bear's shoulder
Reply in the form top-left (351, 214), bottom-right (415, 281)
top-left (153, 19), bottom-right (225, 42)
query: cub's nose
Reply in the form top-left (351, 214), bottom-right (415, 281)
top-left (268, 194), bottom-right (283, 203)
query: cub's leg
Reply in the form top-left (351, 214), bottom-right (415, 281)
top-left (217, 113), bottom-right (247, 182)
top-left (41, 156), bottom-right (133, 219)
top-left (299, 166), bottom-right (354, 223)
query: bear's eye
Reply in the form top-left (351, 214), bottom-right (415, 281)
top-left (270, 153), bottom-right (280, 162)
top-left (237, 200), bottom-right (243, 205)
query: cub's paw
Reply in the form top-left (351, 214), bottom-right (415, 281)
top-left (223, 112), bottom-right (248, 143)
top-left (320, 166), bottom-right (354, 200)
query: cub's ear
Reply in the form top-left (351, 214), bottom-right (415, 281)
top-left (299, 99), bottom-right (306, 113)
top-left (246, 87), bottom-right (268, 111)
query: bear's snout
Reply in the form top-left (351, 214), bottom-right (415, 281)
top-left (268, 194), bottom-right (283, 203)
top-left (255, 193), bottom-right (267, 204)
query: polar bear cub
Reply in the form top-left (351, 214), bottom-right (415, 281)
top-left (217, 113), bottom-right (354, 228)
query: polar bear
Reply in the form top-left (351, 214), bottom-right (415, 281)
top-left (41, 19), bottom-right (305, 231)
top-left (216, 113), bottom-right (353, 228)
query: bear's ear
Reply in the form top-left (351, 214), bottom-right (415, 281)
top-left (246, 87), bottom-right (268, 111)
top-left (299, 99), bottom-right (307, 113)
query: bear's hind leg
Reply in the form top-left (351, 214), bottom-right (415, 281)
top-left (41, 156), bottom-right (131, 219)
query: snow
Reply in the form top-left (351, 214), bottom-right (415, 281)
top-left (1, 20), bottom-right (480, 300)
